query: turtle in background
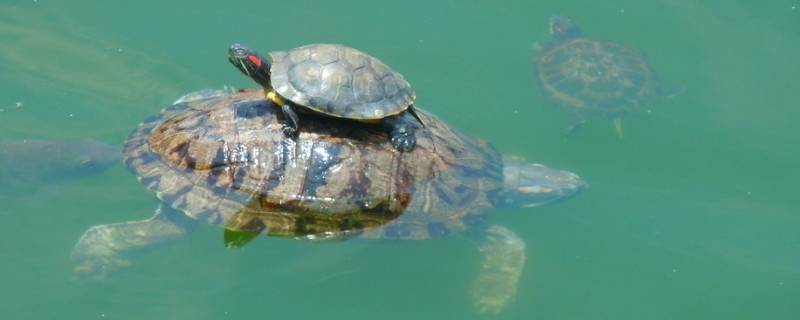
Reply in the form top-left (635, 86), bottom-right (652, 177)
top-left (534, 15), bottom-right (677, 137)
top-left (0, 139), bottom-right (120, 193)
top-left (71, 89), bottom-right (586, 313)
top-left (228, 43), bottom-right (423, 152)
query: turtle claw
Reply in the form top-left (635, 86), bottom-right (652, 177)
top-left (281, 123), bottom-right (298, 137)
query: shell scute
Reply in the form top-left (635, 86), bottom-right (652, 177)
top-left (270, 44), bottom-right (414, 119)
top-left (537, 37), bottom-right (659, 115)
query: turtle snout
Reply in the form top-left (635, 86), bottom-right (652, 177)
top-left (228, 43), bottom-right (250, 59)
top-left (539, 170), bottom-right (587, 195)
top-left (555, 171), bottom-right (587, 189)
top-left (505, 163), bottom-right (587, 208)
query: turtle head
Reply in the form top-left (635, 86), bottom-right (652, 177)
top-left (228, 43), bottom-right (271, 87)
top-left (44, 139), bottom-right (121, 181)
top-left (497, 156), bottom-right (587, 208)
top-left (549, 15), bottom-right (582, 40)
top-left (72, 139), bottom-right (121, 171)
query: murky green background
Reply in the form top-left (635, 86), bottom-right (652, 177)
top-left (1, 0), bottom-right (798, 319)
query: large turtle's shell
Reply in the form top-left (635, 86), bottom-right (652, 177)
top-left (269, 44), bottom-right (415, 120)
top-left (536, 38), bottom-right (658, 115)
top-left (123, 89), bottom-right (501, 240)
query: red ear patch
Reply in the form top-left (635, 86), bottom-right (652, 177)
top-left (247, 55), bottom-right (262, 67)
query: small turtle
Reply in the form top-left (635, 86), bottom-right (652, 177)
top-left (71, 89), bottom-right (585, 313)
top-left (535, 16), bottom-right (675, 137)
top-left (228, 43), bottom-right (423, 152)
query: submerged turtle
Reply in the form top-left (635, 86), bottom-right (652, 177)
top-left (0, 139), bottom-right (120, 192)
top-left (228, 43), bottom-right (423, 152)
top-left (535, 16), bottom-right (673, 137)
top-left (71, 89), bottom-right (585, 313)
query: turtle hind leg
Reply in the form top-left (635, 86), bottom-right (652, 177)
top-left (70, 203), bottom-right (194, 280)
top-left (381, 108), bottom-right (421, 152)
top-left (612, 117), bottom-right (624, 139)
top-left (471, 225), bottom-right (526, 313)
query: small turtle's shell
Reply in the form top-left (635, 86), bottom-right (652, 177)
top-left (269, 44), bottom-right (415, 120)
top-left (536, 38), bottom-right (658, 115)
top-left (123, 89), bottom-right (501, 240)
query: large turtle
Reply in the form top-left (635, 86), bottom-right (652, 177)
top-left (71, 89), bottom-right (585, 313)
top-left (228, 43), bottom-right (423, 152)
top-left (535, 16), bottom-right (674, 137)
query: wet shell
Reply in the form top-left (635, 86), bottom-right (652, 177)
top-left (123, 89), bottom-right (502, 239)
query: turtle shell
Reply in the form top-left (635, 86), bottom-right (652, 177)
top-left (536, 38), bottom-right (658, 115)
top-left (123, 89), bottom-right (502, 240)
top-left (269, 44), bottom-right (415, 120)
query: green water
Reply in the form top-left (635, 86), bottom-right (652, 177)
top-left (1, 0), bottom-right (799, 319)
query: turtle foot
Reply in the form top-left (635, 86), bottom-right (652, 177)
top-left (390, 131), bottom-right (416, 152)
top-left (280, 104), bottom-right (300, 137)
top-left (70, 225), bottom-right (135, 280)
top-left (471, 225), bottom-right (526, 313)
top-left (383, 110), bottom-right (420, 152)
top-left (282, 124), bottom-right (298, 137)
top-left (70, 205), bottom-right (191, 280)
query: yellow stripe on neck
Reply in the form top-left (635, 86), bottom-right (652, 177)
top-left (265, 90), bottom-right (286, 106)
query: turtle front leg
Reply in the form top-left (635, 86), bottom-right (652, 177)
top-left (281, 104), bottom-right (300, 137)
top-left (381, 107), bottom-right (422, 152)
top-left (566, 112), bottom-right (589, 135)
top-left (471, 225), bottom-right (526, 313)
top-left (70, 204), bottom-right (194, 280)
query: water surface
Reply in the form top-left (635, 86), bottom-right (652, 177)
top-left (1, 1), bottom-right (798, 319)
